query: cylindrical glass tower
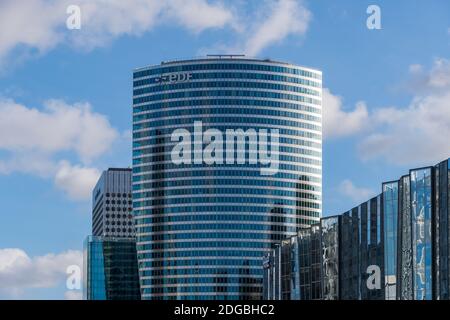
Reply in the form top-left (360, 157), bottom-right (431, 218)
top-left (132, 57), bottom-right (322, 299)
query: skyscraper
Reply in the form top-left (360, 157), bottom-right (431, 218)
top-left (132, 56), bottom-right (323, 299)
top-left (91, 168), bottom-right (134, 237)
top-left (84, 168), bottom-right (140, 300)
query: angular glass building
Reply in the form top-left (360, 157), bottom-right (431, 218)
top-left (132, 56), bottom-right (323, 299)
top-left (83, 236), bottom-right (141, 300)
top-left (264, 158), bottom-right (450, 300)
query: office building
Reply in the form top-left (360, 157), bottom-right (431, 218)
top-left (264, 158), bottom-right (449, 300)
top-left (84, 168), bottom-right (140, 300)
top-left (91, 168), bottom-right (134, 237)
top-left (132, 56), bottom-right (323, 299)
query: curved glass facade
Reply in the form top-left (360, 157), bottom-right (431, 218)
top-left (132, 57), bottom-right (322, 299)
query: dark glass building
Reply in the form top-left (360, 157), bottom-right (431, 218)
top-left (132, 56), bottom-right (323, 299)
top-left (263, 224), bottom-right (321, 300)
top-left (83, 236), bottom-right (141, 300)
top-left (263, 195), bottom-right (384, 300)
top-left (264, 157), bottom-right (450, 300)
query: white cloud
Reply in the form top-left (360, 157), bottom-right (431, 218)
top-left (0, 0), bottom-right (313, 67)
top-left (0, 248), bottom-right (82, 299)
top-left (408, 58), bottom-right (450, 92)
top-left (54, 161), bottom-right (100, 200)
top-left (359, 91), bottom-right (450, 165)
top-left (243, 0), bottom-right (311, 56)
top-left (0, 0), bottom-right (237, 66)
top-left (339, 179), bottom-right (375, 204)
top-left (408, 63), bottom-right (423, 74)
top-left (164, 0), bottom-right (236, 34)
top-left (0, 99), bottom-right (117, 162)
top-left (0, 98), bottom-right (117, 200)
top-left (359, 58), bottom-right (450, 166)
top-left (0, 0), bottom-right (65, 65)
top-left (322, 88), bottom-right (369, 138)
top-left (426, 58), bottom-right (450, 89)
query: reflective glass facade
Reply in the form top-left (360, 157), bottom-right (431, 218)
top-left (410, 167), bottom-right (433, 300)
top-left (364, 196), bottom-right (384, 300)
top-left (321, 216), bottom-right (340, 300)
top-left (84, 236), bottom-right (141, 300)
top-left (435, 160), bottom-right (450, 299)
top-left (264, 197), bottom-right (385, 300)
top-left (263, 225), bottom-right (321, 300)
top-left (397, 175), bottom-right (413, 300)
top-left (340, 210), bottom-right (360, 299)
top-left (264, 158), bottom-right (450, 300)
top-left (382, 181), bottom-right (398, 300)
top-left (84, 237), bottom-right (106, 300)
top-left (133, 57), bottom-right (322, 300)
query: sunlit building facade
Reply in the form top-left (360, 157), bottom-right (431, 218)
top-left (132, 56), bottom-right (323, 299)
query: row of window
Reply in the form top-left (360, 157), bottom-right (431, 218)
top-left (141, 268), bottom-right (261, 277)
top-left (133, 62), bottom-right (321, 80)
top-left (133, 197), bottom-right (320, 209)
top-left (133, 117), bottom-right (321, 136)
top-left (133, 97), bottom-right (321, 115)
top-left (137, 249), bottom-right (267, 259)
top-left (137, 225), bottom-right (298, 236)
top-left (133, 206), bottom-right (320, 216)
top-left (134, 214), bottom-right (319, 226)
top-left (131, 178), bottom-right (321, 192)
top-left (133, 154), bottom-right (321, 168)
top-left (105, 193), bottom-right (132, 198)
top-left (134, 144), bottom-right (322, 159)
top-left (133, 80), bottom-right (321, 97)
top-left (132, 171), bottom-right (321, 185)
top-left (133, 133), bottom-right (322, 149)
top-left (135, 232), bottom-right (298, 242)
top-left (132, 163), bottom-right (322, 177)
top-left (133, 188), bottom-right (320, 200)
top-left (105, 207), bottom-right (132, 212)
top-left (133, 106), bottom-right (321, 124)
top-left (105, 213), bottom-right (133, 219)
top-left (141, 285), bottom-right (261, 300)
top-left (145, 277), bottom-right (261, 285)
top-left (133, 71), bottom-right (321, 88)
top-left (133, 89), bottom-right (321, 106)
top-left (104, 227), bottom-right (134, 233)
top-left (105, 199), bottom-right (131, 205)
top-left (139, 258), bottom-right (263, 268)
top-left (105, 220), bottom-right (133, 226)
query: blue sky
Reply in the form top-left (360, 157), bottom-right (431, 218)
top-left (0, 0), bottom-right (449, 299)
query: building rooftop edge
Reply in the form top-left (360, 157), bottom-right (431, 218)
top-left (133, 56), bottom-right (322, 74)
top-left (107, 168), bottom-right (132, 172)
